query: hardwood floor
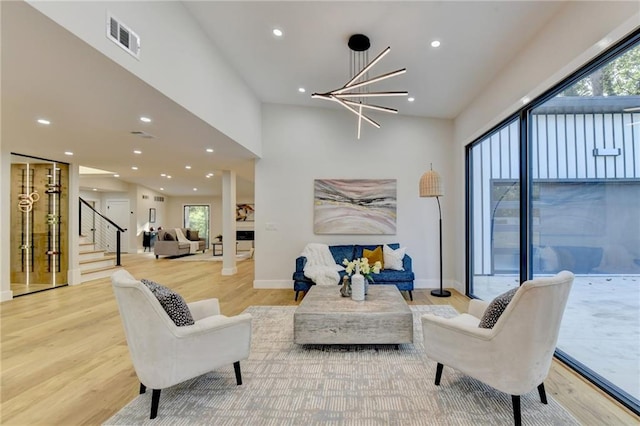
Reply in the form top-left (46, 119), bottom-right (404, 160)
top-left (1, 253), bottom-right (637, 425)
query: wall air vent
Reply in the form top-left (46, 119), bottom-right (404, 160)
top-left (154, 196), bottom-right (165, 202)
top-left (130, 131), bottom-right (156, 139)
top-left (107, 13), bottom-right (140, 59)
top-left (142, 194), bottom-right (149, 200)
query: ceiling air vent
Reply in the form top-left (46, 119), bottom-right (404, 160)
top-left (130, 131), bottom-right (156, 139)
top-left (107, 13), bottom-right (140, 59)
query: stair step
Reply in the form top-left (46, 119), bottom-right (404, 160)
top-left (79, 256), bottom-right (116, 271)
top-left (79, 250), bottom-right (107, 261)
top-left (79, 242), bottom-right (96, 253)
top-left (80, 265), bottom-right (122, 283)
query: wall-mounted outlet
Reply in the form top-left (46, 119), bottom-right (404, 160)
top-left (265, 222), bottom-right (277, 231)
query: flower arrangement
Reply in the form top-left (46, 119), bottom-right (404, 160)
top-left (342, 257), bottom-right (382, 282)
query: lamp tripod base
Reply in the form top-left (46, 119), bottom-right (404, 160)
top-left (430, 288), bottom-right (451, 298)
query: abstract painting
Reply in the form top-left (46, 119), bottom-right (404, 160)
top-left (236, 204), bottom-right (254, 221)
top-left (314, 179), bottom-right (397, 234)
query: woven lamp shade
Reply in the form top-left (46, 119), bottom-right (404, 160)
top-left (419, 169), bottom-right (444, 197)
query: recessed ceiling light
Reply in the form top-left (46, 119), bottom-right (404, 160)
top-left (298, 87), bottom-right (306, 93)
top-left (167, 175), bottom-right (172, 179)
top-left (185, 165), bottom-right (191, 169)
top-left (37, 118), bottom-right (51, 125)
top-left (131, 166), bottom-right (138, 170)
top-left (206, 148), bottom-right (214, 153)
top-left (64, 151), bottom-right (73, 156)
top-left (140, 116), bottom-right (152, 123)
top-left (160, 173), bottom-right (166, 177)
top-left (193, 188), bottom-right (198, 191)
top-left (522, 96), bottom-right (531, 104)
top-left (114, 174), bottom-right (120, 177)
top-left (133, 150), bottom-right (142, 154)
top-left (430, 40), bottom-right (441, 48)
top-left (206, 173), bottom-right (214, 178)
top-left (272, 28), bottom-right (283, 37)
top-left (160, 187), bottom-right (164, 191)
top-left (408, 97), bottom-right (415, 102)
top-left (92, 188), bottom-right (97, 191)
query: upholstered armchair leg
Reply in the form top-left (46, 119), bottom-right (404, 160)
top-left (150, 389), bottom-right (161, 419)
top-left (434, 363), bottom-right (444, 385)
top-left (139, 383), bottom-right (146, 394)
top-left (538, 383), bottom-right (548, 404)
top-left (294, 291), bottom-right (300, 301)
top-left (234, 361), bottom-right (243, 385)
top-left (408, 291), bottom-right (413, 301)
top-left (511, 395), bottom-right (521, 426)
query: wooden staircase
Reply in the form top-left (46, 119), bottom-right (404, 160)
top-left (79, 236), bottom-right (122, 283)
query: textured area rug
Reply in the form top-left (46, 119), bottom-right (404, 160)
top-left (105, 305), bottom-right (579, 425)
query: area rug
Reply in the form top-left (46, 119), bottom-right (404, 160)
top-left (169, 251), bottom-right (252, 262)
top-left (104, 305), bottom-right (579, 425)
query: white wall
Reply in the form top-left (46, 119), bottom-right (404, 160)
top-left (27, 0), bottom-right (261, 156)
top-left (452, 3), bottom-right (640, 287)
top-left (255, 104), bottom-right (455, 291)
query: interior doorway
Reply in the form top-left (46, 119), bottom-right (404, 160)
top-left (105, 200), bottom-right (129, 253)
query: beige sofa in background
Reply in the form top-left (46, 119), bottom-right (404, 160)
top-left (154, 228), bottom-right (206, 258)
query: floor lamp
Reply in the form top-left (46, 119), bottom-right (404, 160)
top-left (420, 165), bottom-right (451, 297)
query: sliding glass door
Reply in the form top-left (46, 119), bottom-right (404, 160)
top-left (467, 31), bottom-right (640, 412)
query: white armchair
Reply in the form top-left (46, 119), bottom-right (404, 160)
top-left (422, 271), bottom-right (574, 426)
top-left (111, 269), bottom-right (252, 419)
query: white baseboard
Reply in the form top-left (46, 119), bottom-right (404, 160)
top-left (1, 290), bottom-right (14, 302)
top-left (68, 268), bottom-right (83, 286)
top-left (415, 279), bottom-right (464, 294)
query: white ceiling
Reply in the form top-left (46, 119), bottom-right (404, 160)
top-left (2, 1), bottom-right (568, 197)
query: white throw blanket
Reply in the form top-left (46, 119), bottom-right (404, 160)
top-left (175, 228), bottom-right (199, 254)
top-left (301, 243), bottom-right (340, 286)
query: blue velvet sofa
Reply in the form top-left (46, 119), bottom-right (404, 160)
top-left (292, 243), bottom-right (415, 301)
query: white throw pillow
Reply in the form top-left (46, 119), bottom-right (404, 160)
top-left (383, 245), bottom-right (406, 271)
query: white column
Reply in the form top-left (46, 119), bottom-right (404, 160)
top-left (221, 170), bottom-right (237, 275)
top-left (0, 150), bottom-right (13, 301)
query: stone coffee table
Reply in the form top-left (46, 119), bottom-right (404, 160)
top-left (293, 285), bottom-right (413, 345)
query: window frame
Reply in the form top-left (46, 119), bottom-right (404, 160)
top-left (465, 26), bottom-right (640, 415)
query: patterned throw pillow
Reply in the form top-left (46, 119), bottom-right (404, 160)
top-left (363, 246), bottom-right (384, 269)
top-left (141, 279), bottom-right (195, 327)
top-left (383, 244), bottom-right (406, 271)
top-left (478, 287), bottom-right (519, 329)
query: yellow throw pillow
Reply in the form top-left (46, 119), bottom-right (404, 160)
top-left (363, 246), bottom-right (384, 269)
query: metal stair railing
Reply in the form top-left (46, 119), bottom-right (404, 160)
top-left (79, 197), bottom-right (127, 266)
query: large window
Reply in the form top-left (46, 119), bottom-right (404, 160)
top-left (183, 205), bottom-right (210, 245)
top-left (467, 30), bottom-right (640, 412)
top-left (469, 119), bottom-right (521, 300)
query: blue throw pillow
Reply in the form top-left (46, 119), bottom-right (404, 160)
top-left (329, 245), bottom-right (356, 264)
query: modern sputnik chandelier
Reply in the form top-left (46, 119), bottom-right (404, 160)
top-left (312, 34), bottom-right (408, 139)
